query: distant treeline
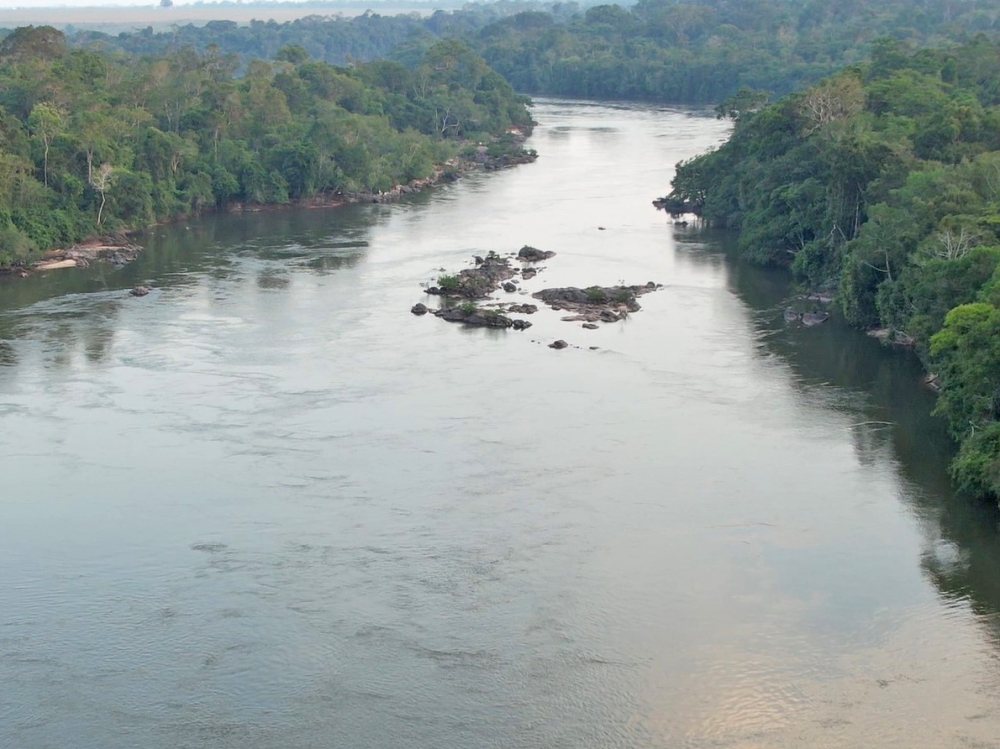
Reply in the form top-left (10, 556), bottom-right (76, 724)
top-left (0, 26), bottom-right (531, 266)
top-left (36, 0), bottom-right (1000, 103)
top-left (669, 37), bottom-right (1000, 500)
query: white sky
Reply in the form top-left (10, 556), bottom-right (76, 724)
top-left (0, 1), bottom-right (374, 8)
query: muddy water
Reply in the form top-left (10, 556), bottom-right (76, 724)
top-left (2, 100), bottom-right (1000, 748)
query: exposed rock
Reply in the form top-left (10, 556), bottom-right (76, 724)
top-left (653, 195), bottom-right (698, 216)
top-left (433, 305), bottom-right (513, 328)
top-left (548, 340), bottom-right (569, 350)
top-left (411, 303), bottom-right (428, 316)
top-left (582, 323), bottom-right (599, 330)
top-left (801, 311), bottom-right (831, 326)
top-left (521, 268), bottom-right (538, 280)
top-left (130, 285), bottom-right (151, 297)
top-left (925, 373), bottom-right (942, 391)
top-left (502, 281), bottom-right (517, 293)
top-left (508, 303), bottom-right (538, 314)
top-left (35, 259), bottom-right (79, 271)
top-left (425, 252), bottom-right (515, 299)
top-left (868, 328), bottom-right (916, 346)
top-left (783, 307), bottom-right (801, 322)
top-left (512, 319), bottom-right (532, 331)
top-left (804, 292), bottom-right (835, 304)
top-left (533, 283), bottom-right (660, 324)
top-left (517, 245), bottom-right (556, 262)
top-left (484, 149), bottom-right (538, 170)
top-left (589, 346), bottom-right (599, 350)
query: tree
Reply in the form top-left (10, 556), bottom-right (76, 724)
top-left (0, 25), bottom-right (66, 61)
top-left (74, 107), bottom-right (113, 184)
top-left (91, 163), bottom-right (114, 226)
top-left (800, 74), bottom-right (864, 134)
top-left (28, 103), bottom-right (64, 188)
top-left (930, 302), bottom-right (1000, 438)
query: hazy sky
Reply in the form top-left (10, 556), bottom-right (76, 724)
top-left (0, 1), bottom-right (340, 7)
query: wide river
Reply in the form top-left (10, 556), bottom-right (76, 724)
top-left (3, 100), bottom-right (1000, 748)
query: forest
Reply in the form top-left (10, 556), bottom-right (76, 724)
top-left (0, 26), bottom-right (531, 267)
top-left (668, 37), bottom-right (1000, 500)
top-left (54, 0), bottom-right (1000, 103)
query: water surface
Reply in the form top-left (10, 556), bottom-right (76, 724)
top-left (3, 100), bottom-right (1000, 748)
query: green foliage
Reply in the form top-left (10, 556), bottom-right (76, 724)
top-left (437, 274), bottom-right (461, 292)
top-left (950, 422), bottom-right (1000, 500)
top-left (459, 300), bottom-right (478, 315)
top-left (585, 286), bottom-right (607, 303)
top-left (930, 303), bottom-right (1000, 437)
top-left (674, 37), bottom-right (1000, 500)
top-left (63, 0), bottom-right (1000, 106)
top-left (0, 34), bottom-right (529, 266)
top-left (613, 287), bottom-right (634, 304)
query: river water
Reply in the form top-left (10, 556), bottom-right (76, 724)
top-left (3, 100), bottom-right (1000, 748)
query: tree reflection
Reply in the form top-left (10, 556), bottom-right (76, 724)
top-left (677, 226), bottom-right (1000, 630)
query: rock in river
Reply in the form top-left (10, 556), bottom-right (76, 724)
top-left (549, 340), bottom-right (569, 349)
top-left (517, 245), bottom-right (556, 262)
top-left (434, 305), bottom-right (514, 328)
top-left (130, 285), bottom-right (151, 297)
top-left (508, 303), bottom-right (538, 314)
top-left (411, 303), bottom-right (428, 316)
top-left (425, 253), bottom-right (515, 299)
top-left (801, 311), bottom-right (831, 326)
top-left (533, 283), bottom-right (661, 324)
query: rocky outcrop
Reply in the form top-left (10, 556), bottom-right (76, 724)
top-left (784, 307), bottom-right (832, 326)
top-left (129, 285), bottom-right (151, 297)
top-left (517, 246), bottom-right (556, 262)
top-left (31, 237), bottom-right (143, 274)
top-left (867, 328), bottom-right (916, 346)
top-left (801, 311), bottom-right (831, 326)
top-left (548, 340), bottom-right (568, 350)
top-left (533, 282), bottom-right (661, 323)
top-left (652, 195), bottom-right (699, 216)
top-left (801, 292), bottom-right (835, 304)
top-left (425, 253), bottom-right (515, 299)
top-left (433, 305), bottom-right (516, 328)
top-left (411, 303), bottom-right (428, 316)
top-left (507, 303), bottom-right (538, 314)
top-left (484, 149), bottom-right (538, 170)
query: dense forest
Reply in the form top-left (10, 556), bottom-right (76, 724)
top-left (0, 26), bottom-right (531, 267)
top-left (668, 37), bottom-right (1000, 500)
top-left (49, 0), bottom-right (1000, 103)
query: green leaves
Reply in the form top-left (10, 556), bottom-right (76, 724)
top-left (0, 31), bottom-right (529, 262)
top-left (930, 302), bottom-right (1000, 436)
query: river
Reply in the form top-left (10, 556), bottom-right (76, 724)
top-left (3, 99), bottom-right (1000, 749)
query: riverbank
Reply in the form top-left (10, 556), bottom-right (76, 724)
top-left (4, 144), bottom-right (538, 282)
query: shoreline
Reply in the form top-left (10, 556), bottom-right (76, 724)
top-left (3, 146), bottom-right (537, 282)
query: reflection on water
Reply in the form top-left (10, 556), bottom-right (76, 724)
top-left (2, 100), bottom-right (1000, 749)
